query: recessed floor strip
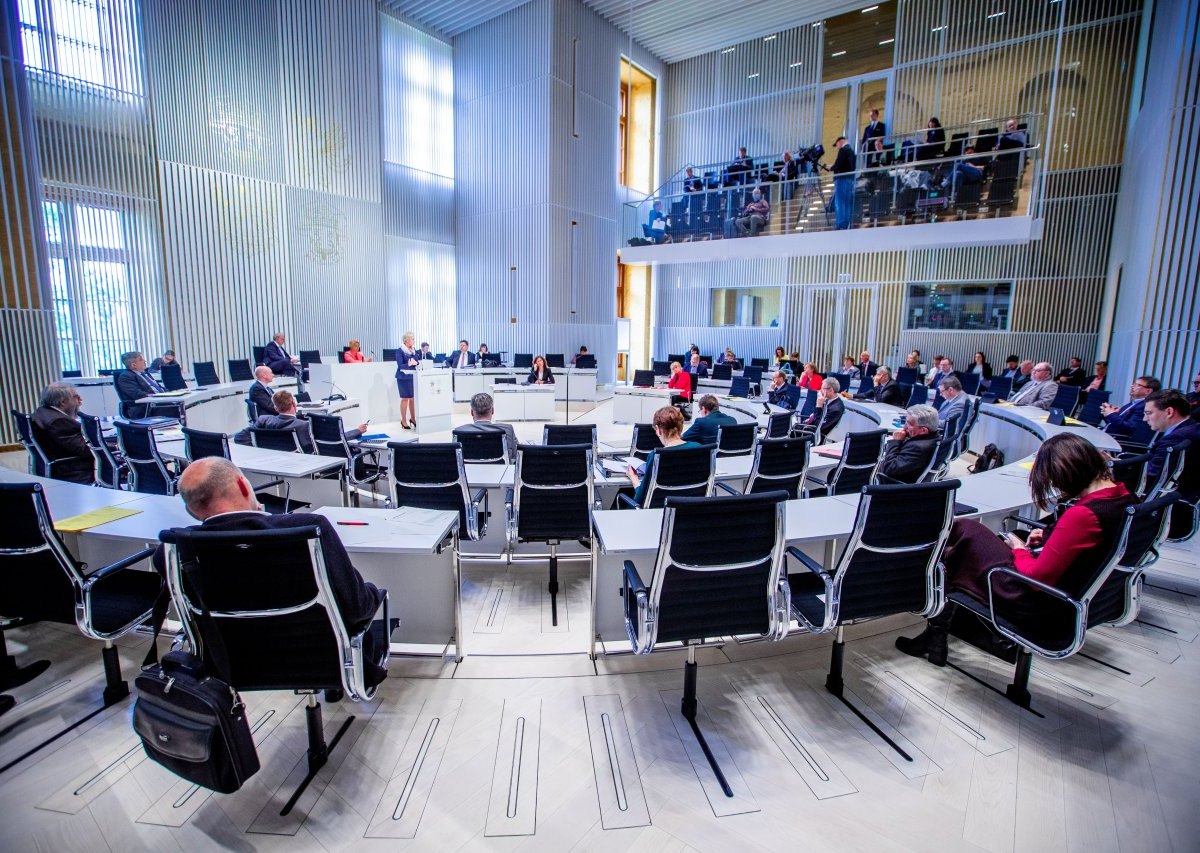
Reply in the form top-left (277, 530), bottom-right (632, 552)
top-left (393, 719), bottom-right (439, 821)
top-left (486, 698), bottom-right (540, 836)
top-left (758, 696), bottom-right (829, 781)
top-left (946, 662), bottom-right (1046, 719)
top-left (74, 741), bottom-right (144, 797)
top-left (880, 670), bottom-right (988, 742)
top-left (600, 714), bottom-right (627, 811)
top-left (583, 694), bottom-right (649, 829)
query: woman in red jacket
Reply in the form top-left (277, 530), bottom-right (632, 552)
top-left (896, 433), bottom-right (1136, 666)
top-left (798, 362), bottom-right (824, 392)
top-left (667, 360), bottom-right (692, 404)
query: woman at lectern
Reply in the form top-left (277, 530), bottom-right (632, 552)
top-left (395, 331), bottom-right (419, 429)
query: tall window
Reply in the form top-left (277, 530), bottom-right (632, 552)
top-left (44, 200), bottom-right (136, 372)
top-left (18, 0), bottom-right (143, 95)
top-left (619, 58), bottom-right (656, 193)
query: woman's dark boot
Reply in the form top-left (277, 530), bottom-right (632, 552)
top-left (895, 622), bottom-right (948, 666)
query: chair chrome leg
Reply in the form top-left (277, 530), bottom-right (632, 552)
top-left (1005, 649), bottom-right (1033, 708)
top-left (101, 641), bottom-right (129, 706)
top-left (548, 541), bottom-right (560, 627)
top-left (279, 694), bottom-right (356, 817)
top-left (680, 645), bottom-right (733, 798)
top-left (825, 626), bottom-right (914, 762)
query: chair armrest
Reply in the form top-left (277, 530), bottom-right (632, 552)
top-left (786, 545), bottom-right (829, 577)
top-left (1004, 514), bottom-right (1048, 530)
top-left (622, 560), bottom-right (648, 597)
top-left (85, 546), bottom-right (157, 583)
top-left (715, 481), bottom-right (741, 496)
top-left (616, 493), bottom-right (639, 509)
top-left (986, 566), bottom-right (1075, 605)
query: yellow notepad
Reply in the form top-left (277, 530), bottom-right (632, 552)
top-left (54, 506), bottom-right (142, 532)
top-left (1019, 461), bottom-right (1034, 470)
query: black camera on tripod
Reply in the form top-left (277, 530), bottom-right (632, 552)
top-left (796, 144), bottom-right (826, 173)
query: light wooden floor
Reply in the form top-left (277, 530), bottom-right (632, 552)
top-left (0, 528), bottom-right (1196, 853)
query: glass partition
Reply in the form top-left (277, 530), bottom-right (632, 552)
top-left (904, 282), bottom-right (1012, 331)
top-left (712, 287), bottom-right (781, 327)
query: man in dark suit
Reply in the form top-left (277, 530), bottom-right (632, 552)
top-left (1000, 355), bottom-right (1022, 380)
top-left (860, 109), bottom-right (886, 153)
top-left (264, 332), bottom-right (300, 377)
top-left (455, 392), bottom-right (519, 461)
top-left (856, 366), bottom-right (904, 406)
top-left (767, 371), bottom-right (793, 409)
top-left (154, 457), bottom-right (385, 685)
top-left (1010, 359), bottom-right (1034, 392)
top-left (857, 351), bottom-right (878, 379)
top-left (234, 389), bottom-right (314, 452)
top-left (800, 378), bottom-right (844, 442)
top-left (1144, 390), bottom-right (1200, 500)
top-left (248, 365), bottom-right (278, 417)
top-left (448, 339), bottom-right (477, 370)
top-left (682, 166), bottom-right (703, 193)
top-left (1100, 375), bottom-right (1160, 436)
top-left (1056, 356), bottom-right (1086, 386)
top-left (936, 376), bottom-right (968, 426)
top-left (686, 353), bottom-right (709, 378)
top-left (681, 395), bottom-right (737, 444)
top-left (31, 382), bottom-right (94, 484)
top-left (878, 405), bottom-right (940, 483)
top-left (727, 147), bottom-right (753, 185)
top-left (116, 350), bottom-right (175, 419)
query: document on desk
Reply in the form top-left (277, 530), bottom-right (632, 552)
top-left (55, 506), bottom-right (142, 532)
top-left (602, 458), bottom-right (635, 475)
top-left (813, 447), bottom-right (843, 459)
top-left (386, 506), bottom-right (452, 535)
top-left (151, 390), bottom-right (190, 398)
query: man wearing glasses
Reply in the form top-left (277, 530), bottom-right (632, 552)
top-left (1099, 374), bottom-right (1161, 437)
top-left (31, 382), bottom-right (95, 484)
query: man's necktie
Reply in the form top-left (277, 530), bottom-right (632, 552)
top-left (144, 372), bottom-right (164, 393)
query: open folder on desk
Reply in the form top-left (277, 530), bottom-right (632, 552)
top-left (813, 447), bottom-right (843, 459)
top-left (54, 506), bottom-right (142, 532)
top-left (601, 458), bottom-right (638, 475)
top-left (151, 390), bottom-right (190, 397)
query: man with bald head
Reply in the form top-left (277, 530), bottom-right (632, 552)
top-left (248, 365), bottom-right (277, 416)
top-left (155, 458), bottom-right (385, 677)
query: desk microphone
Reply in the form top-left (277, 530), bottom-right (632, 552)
top-left (324, 378), bottom-right (347, 403)
top-left (369, 350), bottom-right (376, 361)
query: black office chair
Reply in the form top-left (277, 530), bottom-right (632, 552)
top-left (0, 482), bottom-right (160, 715)
top-left (308, 414), bottom-right (384, 505)
top-left (617, 444), bottom-right (717, 509)
top-left (981, 375), bottom-right (1012, 403)
top-left (545, 354), bottom-right (566, 369)
top-left (252, 346), bottom-right (267, 366)
top-left (652, 360), bottom-right (671, 377)
top-left (1109, 451), bottom-right (1150, 497)
top-left (160, 525), bottom-right (391, 812)
top-left (667, 353), bottom-right (687, 366)
top-left (1050, 384), bottom-right (1081, 415)
top-left (628, 423), bottom-right (663, 460)
top-left (956, 372), bottom-right (981, 396)
top-left (382, 348), bottom-right (397, 362)
top-left (1075, 389), bottom-right (1111, 427)
top-left (711, 364), bottom-right (732, 381)
top-left (1144, 442), bottom-right (1186, 500)
top-left (718, 435), bottom-right (812, 499)
top-left (1083, 493), bottom-right (1178, 629)
top-left (80, 412), bottom-right (125, 488)
top-left (631, 369), bottom-right (655, 388)
top-left (805, 428), bottom-right (887, 497)
top-left (160, 363), bottom-right (187, 391)
top-left (245, 398), bottom-right (259, 423)
top-left (795, 389), bottom-right (817, 421)
top-left (623, 491), bottom-right (790, 797)
top-left (513, 353), bottom-right (533, 369)
top-left (250, 427), bottom-right (305, 454)
top-left (947, 496), bottom-right (1140, 710)
top-left (298, 349), bottom-right (322, 366)
top-left (896, 367), bottom-right (919, 385)
top-left (505, 444), bottom-right (595, 626)
top-left (906, 384), bottom-right (929, 406)
top-left (114, 422), bottom-right (178, 495)
top-left (750, 358), bottom-right (769, 369)
top-left (390, 443), bottom-right (487, 541)
top-left (228, 359), bottom-right (253, 383)
top-left (61, 369), bottom-right (82, 378)
top-left (543, 424), bottom-right (597, 457)
top-left (193, 361), bottom-right (221, 386)
top-left (715, 422), bottom-right (757, 457)
top-left (729, 376), bottom-right (751, 398)
top-left (766, 411), bottom-right (794, 439)
top-left (452, 427), bottom-right (508, 464)
top-left (788, 480), bottom-right (958, 755)
top-left (182, 427), bottom-right (301, 514)
top-left (11, 410), bottom-right (54, 477)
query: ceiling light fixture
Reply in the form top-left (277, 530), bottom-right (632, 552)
top-left (721, 47), bottom-right (735, 54)
top-left (931, 25), bottom-right (947, 32)
top-left (748, 72), bottom-right (759, 78)
top-left (987, 11), bottom-right (1005, 18)
top-left (789, 61), bottom-right (803, 68)
top-left (861, 5), bottom-right (879, 12)
top-left (763, 34), bottom-right (776, 41)
top-left (832, 50), bottom-right (847, 57)
top-left (879, 37), bottom-right (895, 45)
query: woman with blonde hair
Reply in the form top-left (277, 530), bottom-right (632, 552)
top-left (394, 331), bottom-right (419, 429)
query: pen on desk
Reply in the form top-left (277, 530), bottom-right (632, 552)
top-left (337, 521), bottom-right (369, 526)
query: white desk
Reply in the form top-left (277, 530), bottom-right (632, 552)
top-left (307, 362), bottom-right (400, 424)
top-left (613, 386), bottom-right (672, 424)
top-left (134, 377), bottom-right (298, 435)
top-left (492, 385), bottom-right (556, 421)
top-left (65, 376), bottom-right (121, 418)
top-left (156, 439), bottom-right (351, 506)
top-left (554, 368), bottom-right (600, 402)
top-left (414, 367), bottom-right (453, 435)
top-left (451, 367), bottom-right (513, 402)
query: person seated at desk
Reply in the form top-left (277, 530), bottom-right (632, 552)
top-left (681, 395), bottom-right (737, 444)
top-left (449, 339), bottom-right (476, 370)
top-left (264, 332), bottom-right (301, 377)
top-left (418, 342), bottom-right (434, 360)
top-left (724, 187), bottom-right (770, 238)
top-left (682, 166), bottom-right (703, 193)
top-left (249, 366), bottom-right (278, 416)
top-left (728, 147), bottom-right (753, 183)
top-left (937, 376), bottom-right (968, 425)
top-left (767, 371), bottom-right (793, 408)
top-left (999, 117), bottom-right (1027, 148)
top-left (1007, 362), bottom-right (1057, 410)
top-left (527, 355), bottom-right (554, 385)
top-left (716, 347), bottom-right (738, 367)
top-left (878, 404), bottom-right (940, 484)
top-left (686, 353), bottom-right (708, 378)
top-left (1056, 356), bottom-right (1086, 386)
top-left (154, 457), bottom-right (386, 687)
top-left (624, 407), bottom-right (700, 508)
top-left (477, 343), bottom-right (498, 366)
top-left (148, 349), bottom-right (176, 373)
top-left (1144, 390), bottom-right (1200, 503)
top-left (343, 339), bottom-right (371, 363)
top-left (571, 345), bottom-right (589, 366)
top-left (895, 433), bottom-right (1135, 666)
top-left (970, 352), bottom-right (993, 389)
top-left (32, 382), bottom-right (94, 484)
top-left (116, 350), bottom-right (170, 418)
top-left (1000, 355), bottom-right (1022, 380)
top-left (1082, 360), bottom-right (1107, 399)
top-left (927, 357), bottom-right (955, 390)
top-left (667, 361), bottom-right (692, 407)
top-left (1099, 374), bottom-right (1159, 436)
top-left (459, 392), bottom-right (519, 460)
top-left (646, 200), bottom-right (669, 243)
top-left (943, 146), bottom-right (986, 191)
top-left (840, 356), bottom-right (862, 383)
top-left (856, 366), bottom-right (904, 406)
top-left (798, 363), bottom-right (824, 392)
top-left (1010, 359), bottom-right (1034, 393)
top-left (800, 377), bottom-right (844, 438)
top-left (235, 389), bottom-right (315, 452)
top-left (773, 346), bottom-right (792, 373)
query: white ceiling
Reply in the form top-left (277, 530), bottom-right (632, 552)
top-left (382, 0), bottom-right (876, 63)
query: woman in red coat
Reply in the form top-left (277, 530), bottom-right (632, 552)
top-left (667, 360), bottom-right (692, 403)
top-left (798, 362), bottom-right (824, 392)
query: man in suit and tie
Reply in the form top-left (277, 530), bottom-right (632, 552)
top-left (234, 389), bottom-right (315, 452)
top-left (248, 365), bottom-right (278, 417)
top-left (1008, 362), bottom-right (1058, 410)
top-left (449, 340), bottom-right (477, 370)
top-left (800, 377), bottom-right (845, 442)
top-left (686, 353), bottom-right (709, 378)
top-left (1056, 356), bottom-right (1086, 386)
top-left (264, 332), bottom-right (301, 377)
top-left (455, 393), bottom-right (519, 461)
top-left (936, 376), bottom-right (968, 426)
top-left (927, 357), bottom-right (955, 390)
top-left (116, 351), bottom-right (177, 419)
top-left (857, 350), bottom-right (878, 379)
top-left (682, 166), bottom-right (703, 193)
top-left (31, 382), bottom-right (94, 484)
top-left (856, 366), bottom-right (904, 406)
top-left (1010, 359), bottom-right (1034, 392)
top-left (1000, 355), bottom-right (1022, 380)
top-left (154, 457), bottom-right (387, 689)
top-left (878, 404), bottom-right (941, 484)
top-left (1143, 390), bottom-right (1200, 538)
top-left (681, 395), bottom-right (737, 444)
top-left (1100, 375), bottom-right (1160, 436)
top-left (860, 109), bottom-right (886, 154)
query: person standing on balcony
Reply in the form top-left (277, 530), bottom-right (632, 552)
top-left (830, 137), bottom-right (856, 230)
